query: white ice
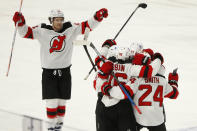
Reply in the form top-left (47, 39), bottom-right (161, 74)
top-left (0, 0), bottom-right (197, 130)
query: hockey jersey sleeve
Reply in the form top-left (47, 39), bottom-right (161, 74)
top-left (93, 74), bottom-right (108, 93)
top-left (164, 82), bottom-right (179, 99)
top-left (18, 24), bottom-right (42, 40)
top-left (109, 77), bottom-right (140, 100)
top-left (72, 16), bottom-right (100, 36)
top-left (128, 59), bottom-right (162, 78)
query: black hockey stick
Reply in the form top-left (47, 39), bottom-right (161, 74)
top-left (83, 29), bottom-right (97, 73)
top-left (89, 42), bottom-right (142, 114)
top-left (83, 45), bottom-right (97, 71)
top-left (113, 3), bottom-right (147, 42)
top-left (173, 68), bottom-right (178, 75)
top-left (84, 3), bottom-right (147, 80)
top-left (113, 3), bottom-right (147, 40)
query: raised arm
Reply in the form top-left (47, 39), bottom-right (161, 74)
top-left (13, 12), bottom-right (41, 40)
top-left (93, 59), bottom-right (113, 93)
top-left (164, 72), bottom-right (179, 99)
top-left (129, 52), bottom-right (164, 78)
top-left (73, 8), bottom-right (108, 36)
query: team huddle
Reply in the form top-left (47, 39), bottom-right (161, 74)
top-left (12, 4), bottom-right (179, 131)
top-left (93, 40), bottom-right (179, 131)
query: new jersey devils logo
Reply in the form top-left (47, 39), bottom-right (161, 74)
top-left (49, 35), bottom-right (66, 53)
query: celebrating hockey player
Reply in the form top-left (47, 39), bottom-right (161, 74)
top-left (93, 40), bottom-right (164, 131)
top-left (95, 45), bottom-right (137, 131)
top-left (13, 8), bottom-right (108, 131)
top-left (107, 65), bottom-right (179, 131)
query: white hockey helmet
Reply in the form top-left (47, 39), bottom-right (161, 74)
top-left (129, 42), bottom-right (143, 56)
top-left (107, 45), bottom-right (118, 59)
top-left (49, 9), bottom-right (64, 24)
top-left (157, 65), bottom-right (165, 76)
top-left (116, 46), bottom-right (131, 61)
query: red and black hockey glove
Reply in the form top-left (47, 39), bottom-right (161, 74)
top-left (132, 53), bottom-right (151, 65)
top-left (94, 8), bottom-right (108, 22)
top-left (142, 48), bottom-right (154, 60)
top-left (102, 39), bottom-right (117, 48)
top-left (101, 82), bottom-right (112, 96)
top-left (166, 72), bottom-right (179, 99)
top-left (153, 52), bottom-right (164, 64)
top-left (168, 72), bottom-right (179, 87)
top-left (13, 12), bottom-right (25, 26)
top-left (95, 55), bottom-right (106, 69)
top-left (98, 60), bottom-right (113, 79)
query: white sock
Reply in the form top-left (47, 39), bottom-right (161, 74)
top-left (46, 99), bottom-right (59, 129)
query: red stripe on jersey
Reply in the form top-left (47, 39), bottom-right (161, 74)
top-left (124, 84), bottom-right (134, 97)
top-left (101, 82), bottom-right (109, 95)
top-left (165, 91), bottom-right (173, 98)
top-left (164, 86), bottom-right (179, 99)
top-left (147, 65), bottom-right (153, 78)
top-left (24, 27), bottom-right (34, 39)
top-left (139, 65), bottom-right (153, 78)
top-left (93, 79), bottom-right (96, 90)
top-left (139, 66), bottom-right (146, 77)
top-left (81, 22), bottom-right (85, 34)
top-left (81, 21), bottom-right (92, 34)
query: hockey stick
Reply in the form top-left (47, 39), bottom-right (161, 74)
top-left (90, 42), bottom-right (142, 114)
top-left (82, 28), bottom-right (97, 72)
top-left (84, 65), bottom-right (95, 80)
top-left (84, 3), bottom-right (147, 80)
top-left (113, 3), bottom-right (147, 40)
top-left (173, 68), bottom-right (178, 75)
top-left (6, 0), bottom-right (24, 77)
top-left (82, 28), bottom-right (97, 80)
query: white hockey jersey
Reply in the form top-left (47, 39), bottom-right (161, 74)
top-left (94, 58), bottom-right (162, 107)
top-left (109, 75), bottom-right (179, 126)
top-left (18, 17), bottom-right (99, 69)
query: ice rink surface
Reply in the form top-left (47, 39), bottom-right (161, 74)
top-left (0, 0), bottom-right (197, 130)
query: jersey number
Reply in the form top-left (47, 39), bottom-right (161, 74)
top-left (138, 85), bottom-right (163, 107)
top-left (109, 73), bottom-right (128, 86)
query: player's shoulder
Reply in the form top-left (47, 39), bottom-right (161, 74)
top-left (39, 23), bottom-right (53, 30)
top-left (39, 22), bottom-right (72, 32)
top-left (30, 23), bottom-right (52, 30)
top-left (58, 21), bottom-right (73, 33)
top-left (70, 21), bottom-right (81, 27)
top-left (155, 74), bottom-right (166, 79)
top-left (63, 21), bottom-right (72, 28)
top-left (155, 74), bottom-right (167, 84)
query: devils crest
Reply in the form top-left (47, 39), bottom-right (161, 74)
top-left (49, 35), bottom-right (66, 53)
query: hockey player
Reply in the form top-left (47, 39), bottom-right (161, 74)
top-left (13, 8), bottom-right (108, 131)
top-left (95, 45), bottom-right (137, 131)
top-left (107, 65), bottom-right (179, 131)
top-left (93, 40), bottom-right (164, 131)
